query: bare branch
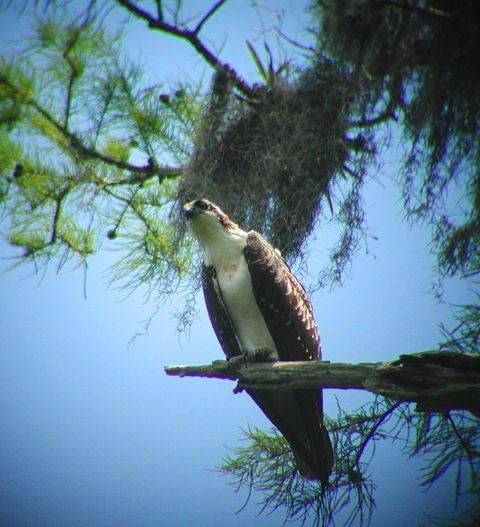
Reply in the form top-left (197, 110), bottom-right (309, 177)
top-left (352, 401), bottom-right (402, 467)
top-left (275, 27), bottom-right (332, 63)
top-left (165, 351), bottom-right (480, 414)
top-left (115, 0), bottom-right (253, 98)
top-left (348, 88), bottom-right (398, 128)
top-left (165, 359), bottom-right (368, 388)
top-left (193, 0), bottom-right (227, 35)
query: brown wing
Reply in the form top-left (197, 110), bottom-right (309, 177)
top-left (244, 231), bottom-right (333, 482)
top-left (202, 264), bottom-right (242, 359)
top-left (243, 231), bottom-right (321, 361)
top-left (203, 248), bottom-right (333, 483)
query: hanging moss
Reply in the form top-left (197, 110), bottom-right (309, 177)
top-left (176, 63), bottom-right (373, 266)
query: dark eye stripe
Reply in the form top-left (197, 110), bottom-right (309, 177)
top-left (194, 199), bottom-right (211, 211)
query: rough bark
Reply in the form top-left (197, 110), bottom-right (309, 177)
top-left (165, 351), bottom-right (480, 415)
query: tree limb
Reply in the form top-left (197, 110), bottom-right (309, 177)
top-left (115, 0), bottom-right (253, 98)
top-left (0, 74), bottom-right (180, 180)
top-left (165, 351), bottom-right (480, 415)
top-left (193, 0), bottom-right (227, 35)
top-left (50, 188), bottom-right (68, 244)
top-left (351, 401), bottom-right (402, 467)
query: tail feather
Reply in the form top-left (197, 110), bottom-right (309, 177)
top-left (292, 422), bottom-right (334, 483)
top-left (248, 388), bottom-right (334, 484)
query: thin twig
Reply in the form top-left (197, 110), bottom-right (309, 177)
top-left (115, 0), bottom-right (253, 98)
top-left (64, 63), bottom-right (78, 130)
top-left (194, 0), bottom-right (227, 35)
top-left (352, 401), bottom-right (402, 467)
top-left (50, 189), bottom-right (68, 244)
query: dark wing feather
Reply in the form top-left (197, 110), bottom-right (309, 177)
top-left (202, 249), bottom-right (334, 483)
top-left (243, 231), bottom-right (334, 482)
top-left (202, 264), bottom-right (242, 359)
top-left (243, 231), bottom-right (320, 361)
top-left (247, 387), bottom-right (334, 482)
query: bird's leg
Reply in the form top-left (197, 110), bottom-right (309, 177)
top-left (251, 347), bottom-right (277, 362)
top-left (227, 354), bottom-right (247, 368)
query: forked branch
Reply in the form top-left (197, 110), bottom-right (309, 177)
top-left (115, 0), bottom-right (253, 98)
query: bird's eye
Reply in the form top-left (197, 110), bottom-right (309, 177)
top-left (194, 199), bottom-right (210, 211)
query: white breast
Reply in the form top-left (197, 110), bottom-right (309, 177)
top-left (217, 256), bottom-right (278, 357)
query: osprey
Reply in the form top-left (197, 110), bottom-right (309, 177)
top-left (183, 198), bottom-right (334, 483)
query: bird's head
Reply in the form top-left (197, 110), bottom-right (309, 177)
top-left (183, 199), bottom-right (245, 255)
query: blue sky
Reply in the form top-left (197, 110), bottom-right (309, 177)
top-left (0, 2), bottom-right (474, 526)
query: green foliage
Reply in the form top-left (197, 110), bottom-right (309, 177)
top-left (246, 40), bottom-right (289, 88)
top-left (440, 299), bottom-right (480, 355)
top-left (317, 0), bottom-right (480, 282)
top-left (1, 0), bottom-right (479, 347)
top-left (219, 400), bottom-right (480, 527)
top-left (1, 4), bottom-right (479, 522)
top-left (313, 0), bottom-right (480, 351)
top-left (108, 178), bottom-right (195, 295)
top-left (0, 4), bottom-right (199, 299)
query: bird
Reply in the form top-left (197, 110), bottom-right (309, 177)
top-left (183, 198), bottom-right (334, 483)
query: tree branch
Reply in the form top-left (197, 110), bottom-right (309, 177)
top-left (193, 0), bottom-right (227, 35)
top-left (64, 62), bottom-right (78, 131)
top-left (50, 188), bottom-right (68, 244)
top-left (115, 0), bottom-right (253, 98)
top-left (0, 74), bottom-right (180, 179)
top-left (165, 351), bottom-right (480, 415)
top-left (348, 87), bottom-right (398, 128)
top-left (352, 401), bottom-right (402, 467)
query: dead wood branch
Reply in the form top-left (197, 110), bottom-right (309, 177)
top-left (165, 351), bottom-right (480, 415)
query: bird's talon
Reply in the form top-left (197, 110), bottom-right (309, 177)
top-left (252, 347), bottom-right (277, 362)
top-left (227, 355), bottom-right (245, 368)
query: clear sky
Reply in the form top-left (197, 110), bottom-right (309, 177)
top-left (0, 2), bottom-right (474, 526)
